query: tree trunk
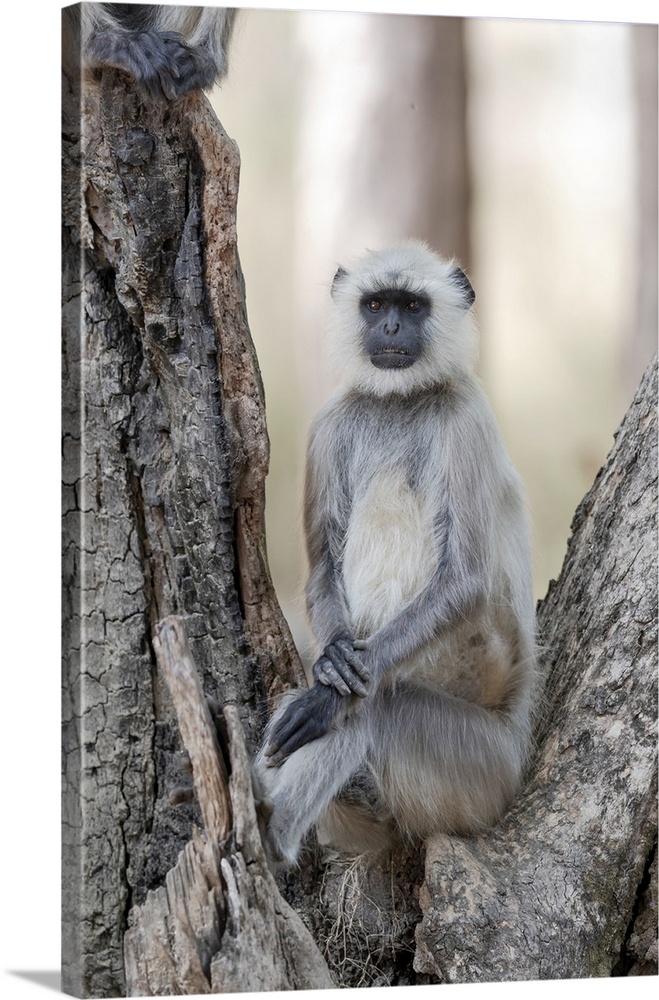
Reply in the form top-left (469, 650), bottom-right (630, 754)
top-left (624, 25), bottom-right (658, 400)
top-left (61, 43), bottom-right (307, 998)
top-left (62, 12), bottom-right (657, 995)
top-left (414, 356), bottom-right (658, 982)
top-left (294, 12), bottom-right (470, 408)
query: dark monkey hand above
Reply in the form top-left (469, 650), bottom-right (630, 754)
top-left (62, 3), bottom-right (236, 100)
top-left (254, 241), bottom-right (537, 866)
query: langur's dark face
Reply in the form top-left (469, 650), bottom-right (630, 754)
top-left (359, 288), bottom-right (430, 369)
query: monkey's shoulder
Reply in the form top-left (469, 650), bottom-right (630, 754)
top-left (311, 382), bottom-right (509, 471)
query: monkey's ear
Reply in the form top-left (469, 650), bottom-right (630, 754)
top-left (450, 266), bottom-right (476, 309)
top-left (331, 266), bottom-right (348, 298)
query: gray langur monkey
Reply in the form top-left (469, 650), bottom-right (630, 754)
top-left (62, 3), bottom-right (236, 100)
top-left (253, 240), bottom-right (537, 867)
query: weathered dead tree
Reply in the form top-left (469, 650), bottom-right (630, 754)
top-left (62, 15), bottom-right (657, 996)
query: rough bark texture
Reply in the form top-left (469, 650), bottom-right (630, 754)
top-left (61, 50), bottom-right (305, 999)
top-left (123, 616), bottom-right (333, 995)
top-left (413, 357), bottom-right (658, 983)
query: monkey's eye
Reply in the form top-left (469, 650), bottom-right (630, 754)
top-left (405, 299), bottom-right (421, 313)
top-left (366, 298), bottom-right (382, 312)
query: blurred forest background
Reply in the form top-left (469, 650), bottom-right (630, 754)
top-left (209, 10), bottom-right (658, 662)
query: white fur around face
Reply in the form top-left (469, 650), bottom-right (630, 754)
top-left (327, 240), bottom-right (478, 396)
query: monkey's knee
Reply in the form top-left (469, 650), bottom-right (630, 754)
top-left (256, 793), bottom-right (307, 870)
top-left (253, 692), bottom-right (373, 866)
top-left (250, 766), bottom-right (274, 849)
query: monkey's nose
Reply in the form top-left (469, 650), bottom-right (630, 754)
top-left (385, 322), bottom-right (400, 336)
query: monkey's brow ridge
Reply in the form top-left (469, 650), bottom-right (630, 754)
top-left (361, 278), bottom-right (427, 297)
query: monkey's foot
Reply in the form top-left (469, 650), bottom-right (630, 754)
top-left (250, 764), bottom-right (287, 870)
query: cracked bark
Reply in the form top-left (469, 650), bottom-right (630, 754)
top-left (61, 46), bottom-right (305, 998)
top-left (413, 357), bottom-right (657, 983)
top-left (123, 616), bottom-right (333, 996)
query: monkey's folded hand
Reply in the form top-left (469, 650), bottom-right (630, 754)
top-left (312, 638), bottom-right (371, 697)
top-left (264, 684), bottom-right (348, 766)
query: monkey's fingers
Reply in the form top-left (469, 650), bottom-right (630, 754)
top-left (352, 639), bottom-right (369, 651)
top-left (266, 684), bottom-right (338, 762)
top-left (266, 713), bottom-right (327, 765)
top-left (334, 640), bottom-right (371, 683)
top-left (266, 684), bottom-right (344, 763)
top-left (159, 33), bottom-right (219, 98)
top-left (313, 655), bottom-right (352, 696)
top-left (264, 703), bottom-right (306, 757)
top-left (325, 644), bottom-right (369, 697)
top-left (266, 703), bottom-right (311, 750)
top-left (156, 34), bottom-right (194, 100)
top-left (101, 29), bottom-right (184, 100)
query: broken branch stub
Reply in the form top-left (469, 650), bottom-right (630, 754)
top-left (153, 615), bottom-right (232, 846)
top-left (124, 614), bottom-right (334, 995)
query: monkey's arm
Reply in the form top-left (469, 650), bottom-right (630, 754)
top-left (304, 421), bottom-right (374, 696)
top-left (263, 636), bottom-right (371, 762)
top-left (266, 520), bottom-right (484, 763)
top-left (265, 527), bottom-right (482, 765)
top-left (264, 413), bottom-right (366, 762)
top-left (303, 414), bottom-right (366, 678)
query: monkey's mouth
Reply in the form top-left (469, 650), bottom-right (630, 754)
top-left (370, 349), bottom-right (416, 370)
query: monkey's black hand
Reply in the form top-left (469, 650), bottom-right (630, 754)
top-left (265, 685), bottom-right (345, 766)
top-left (312, 638), bottom-right (371, 697)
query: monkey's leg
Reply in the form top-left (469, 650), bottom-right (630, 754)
top-left (371, 682), bottom-right (525, 839)
top-left (253, 694), bottom-right (371, 866)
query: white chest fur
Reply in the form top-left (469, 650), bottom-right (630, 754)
top-left (341, 468), bottom-right (438, 635)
